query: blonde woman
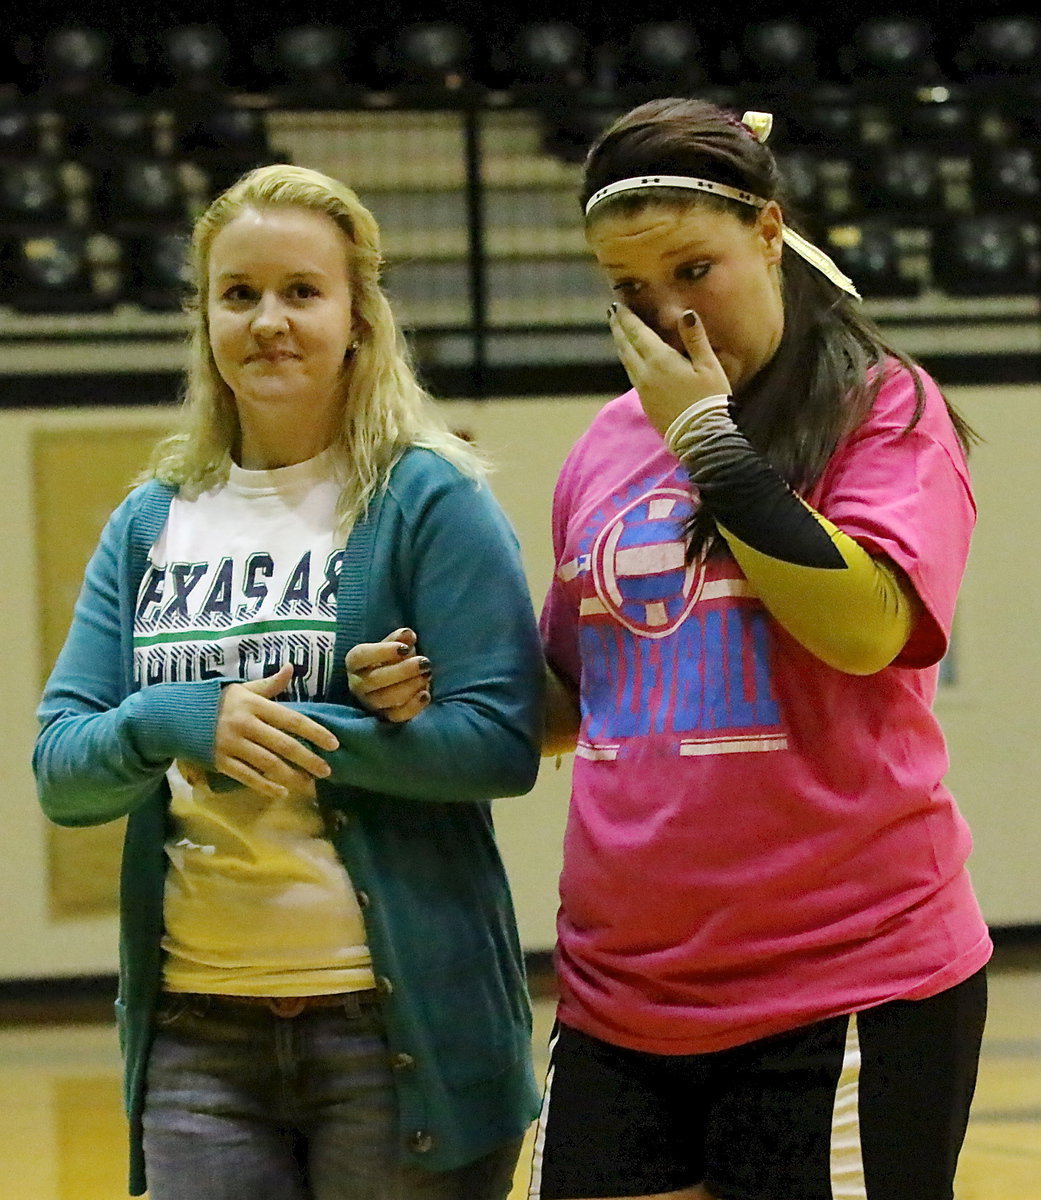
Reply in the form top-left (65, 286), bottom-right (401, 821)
top-left (34, 164), bottom-right (543, 1200)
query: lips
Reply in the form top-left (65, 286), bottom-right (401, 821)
top-left (247, 350), bottom-right (300, 363)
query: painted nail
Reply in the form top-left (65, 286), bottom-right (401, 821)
top-left (682, 310), bottom-right (698, 326)
top-left (395, 642), bottom-right (411, 656)
top-left (419, 691), bottom-right (431, 705)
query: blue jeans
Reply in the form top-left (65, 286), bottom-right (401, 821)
top-left (141, 992), bottom-right (523, 1200)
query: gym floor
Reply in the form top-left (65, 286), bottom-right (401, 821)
top-left (1, 947), bottom-right (1038, 1199)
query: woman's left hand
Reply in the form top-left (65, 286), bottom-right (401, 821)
top-left (214, 664), bottom-right (339, 798)
top-left (608, 304), bottom-right (732, 437)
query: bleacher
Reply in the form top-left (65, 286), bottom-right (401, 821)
top-left (1, 17), bottom-right (1038, 399)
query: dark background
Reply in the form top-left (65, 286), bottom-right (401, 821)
top-left (3, 0), bottom-right (1035, 93)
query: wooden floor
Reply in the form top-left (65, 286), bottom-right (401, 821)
top-left (1, 958), bottom-right (1039, 1199)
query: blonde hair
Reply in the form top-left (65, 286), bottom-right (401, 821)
top-left (147, 163), bottom-right (485, 529)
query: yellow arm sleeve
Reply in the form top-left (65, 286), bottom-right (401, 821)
top-left (718, 507), bottom-right (921, 675)
top-left (543, 662), bottom-right (580, 756)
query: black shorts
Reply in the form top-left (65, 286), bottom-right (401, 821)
top-left (528, 968), bottom-right (986, 1200)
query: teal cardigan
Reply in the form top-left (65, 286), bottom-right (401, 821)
top-left (34, 448), bottom-right (545, 1195)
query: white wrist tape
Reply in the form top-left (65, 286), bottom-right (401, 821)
top-left (664, 394), bottom-right (732, 454)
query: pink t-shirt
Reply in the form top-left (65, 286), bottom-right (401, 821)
top-left (541, 364), bottom-right (992, 1055)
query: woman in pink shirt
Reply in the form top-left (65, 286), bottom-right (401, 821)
top-left (350, 98), bottom-right (989, 1200)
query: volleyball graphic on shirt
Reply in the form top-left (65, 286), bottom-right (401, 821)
top-left (568, 472), bottom-right (786, 750)
top-left (590, 486), bottom-right (706, 639)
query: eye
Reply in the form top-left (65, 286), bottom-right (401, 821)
top-left (221, 283), bottom-right (257, 303)
top-left (288, 281), bottom-right (321, 300)
top-left (676, 262), bottom-right (710, 283)
top-left (609, 279), bottom-right (641, 297)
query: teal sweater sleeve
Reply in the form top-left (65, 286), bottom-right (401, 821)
top-left (289, 462), bottom-right (545, 803)
top-left (33, 488), bottom-right (225, 827)
top-left (34, 457), bottom-right (544, 823)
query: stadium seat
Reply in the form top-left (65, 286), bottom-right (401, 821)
top-left (740, 20), bottom-right (818, 84)
top-left (932, 215), bottom-right (1041, 295)
top-left (0, 101), bottom-right (42, 158)
top-left (861, 147), bottom-right (948, 219)
top-left (37, 26), bottom-right (115, 104)
top-left (821, 220), bottom-right (921, 298)
top-left (0, 160), bottom-right (70, 228)
top-left (64, 105), bottom-right (157, 162)
top-left (159, 24), bottom-right (231, 99)
top-left (501, 22), bottom-right (588, 93)
top-left (388, 22), bottom-right (473, 97)
top-left (0, 229), bottom-right (113, 312)
top-left (119, 230), bottom-right (192, 310)
top-left (93, 159), bottom-right (195, 231)
top-left (955, 15), bottom-right (1041, 79)
top-left (619, 23), bottom-right (708, 95)
top-left (844, 17), bottom-right (943, 82)
top-left (267, 25), bottom-right (359, 106)
top-left (978, 145), bottom-right (1041, 212)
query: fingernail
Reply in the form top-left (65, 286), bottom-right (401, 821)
top-left (419, 666), bottom-right (433, 678)
top-left (608, 302), bottom-right (618, 316)
top-left (395, 643), bottom-right (411, 656)
top-left (419, 691), bottom-right (431, 705)
top-left (416, 657), bottom-right (431, 669)
top-left (682, 310), bottom-right (698, 326)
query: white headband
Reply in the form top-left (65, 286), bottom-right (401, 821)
top-left (584, 110), bottom-right (861, 300)
top-left (584, 174), bottom-right (767, 214)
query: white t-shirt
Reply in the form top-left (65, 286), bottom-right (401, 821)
top-left (133, 451), bottom-right (374, 996)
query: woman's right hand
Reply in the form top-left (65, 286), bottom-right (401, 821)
top-left (214, 664), bottom-right (339, 798)
top-left (608, 303), bottom-right (732, 438)
top-left (346, 627), bottom-right (431, 723)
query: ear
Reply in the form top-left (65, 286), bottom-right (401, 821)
top-left (756, 200), bottom-right (785, 266)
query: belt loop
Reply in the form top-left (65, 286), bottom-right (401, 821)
top-left (342, 988), bottom-right (379, 1017)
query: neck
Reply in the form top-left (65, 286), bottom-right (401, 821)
top-left (237, 421), bottom-right (338, 471)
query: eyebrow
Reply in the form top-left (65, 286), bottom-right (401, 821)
top-left (663, 241), bottom-right (711, 260)
top-left (600, 244), bottom-right (711, 272)
top-left (598, 232), bottom-right (714, 271)
top-left (213, 269), bottom-right (328, 283)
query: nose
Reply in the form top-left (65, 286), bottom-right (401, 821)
top-left (251, 291), bottom-right (288, 338)
top-left (641, 290), bottom-right (688, 352)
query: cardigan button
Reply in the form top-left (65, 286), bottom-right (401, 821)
top-left (409, 1130), bottom-right (434, 1154)
top-left (355, 889), bottom-right (371, 909)
top-left (376, 975), bottom-right (394, 997)
top-left (392, 1052), bottom-right (416, 1071)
